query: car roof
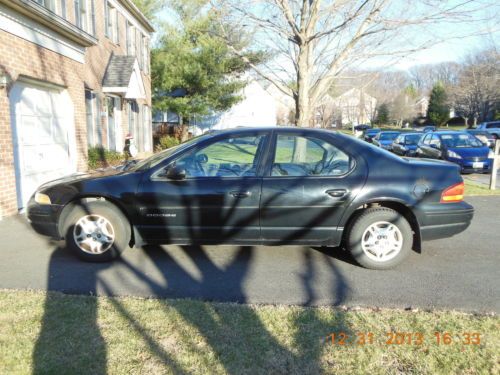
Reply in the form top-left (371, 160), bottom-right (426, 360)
top-left (434, 130), bottom-right (467, 135)
top-left (204, 126), bottom-right (340, 137)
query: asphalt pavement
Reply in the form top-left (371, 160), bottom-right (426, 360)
top-left (0, 196), bottom-right (499, 313)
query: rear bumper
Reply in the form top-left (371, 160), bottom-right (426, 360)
top-left (418, 202), bottom-right (474, 241)
top-left (26, 197), bottom-right (63, 239)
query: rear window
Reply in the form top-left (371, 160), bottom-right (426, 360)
top-left (486, 122), bottom-right (500, 129)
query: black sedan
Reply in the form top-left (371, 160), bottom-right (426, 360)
top-left (391, 133), bottom-right (423, 156)
top-left (28, 127), bottom-right (473, 270)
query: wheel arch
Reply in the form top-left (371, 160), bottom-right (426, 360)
top-left (341, 199), bottom-right (422, 252)
top-left (58, 195), bottom-right (136, 246)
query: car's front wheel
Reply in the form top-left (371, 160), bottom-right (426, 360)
top-left (346, 207), bottom-right (413, 269)
top-left (62, 201), bottom-right (131, 262)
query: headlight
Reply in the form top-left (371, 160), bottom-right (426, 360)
top-left (35, 192), bottom-right (52, 205)
top-left (489, 150), bottom-right (495, 159)
top-left (447, 150), bottom-right (462, 159)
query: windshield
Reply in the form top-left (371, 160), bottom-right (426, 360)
top-left (379, 132), bottom-right (399, 141)
top-left (441, 133), bottom-right (483, 148)
top-left (130, 134), bottom-right (212, 171)
top-left (404, 134), bottom-right (421, 145)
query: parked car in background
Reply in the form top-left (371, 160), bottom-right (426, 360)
top-left (421, 125), bottom-right (437, 133)
top-left (465, 129), bottom-right (495, 148)
top-left (477, 121), bottom-right (500, 139)
top-left (391, 133), bottom-right (423, 156)
top-left (363, 128), bottom-right (381, 143)
top-left (416, 131), bottom-right (493, 174)
top-left (28, 127), bottom-right (474, 270)
top-left (354, 124), bottom-right (371, 138)
top-left (373, 131), bottom-right (400, 150)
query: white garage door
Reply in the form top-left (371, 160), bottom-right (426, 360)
top-left (10, 81), bottom-right (76, 209)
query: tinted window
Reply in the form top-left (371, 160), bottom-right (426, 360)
top-left (379, 132), bottom-right (399, 141)
top-left (175, 135), bottom-right (266, 177)
top-left (487, 122), bottom-right (500, 129)
top-left (440, 133), bottom-right (483, 148)
top-left (271, 135), bottom-right (353, 177)
top-left (404, 134), bottom-right (421, 145)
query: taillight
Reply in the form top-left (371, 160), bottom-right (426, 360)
top-left (440, 182), bottom-right (464, 203)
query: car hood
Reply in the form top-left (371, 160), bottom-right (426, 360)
top-left (37, 168), bottom-right (124, 191)
top-left (447, 147), bottom-right (490, 158)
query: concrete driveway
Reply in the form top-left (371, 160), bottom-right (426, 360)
top-left (1, 196), bottom-right (499, 313)
top-left (465, 171), bottom-right (500, 189)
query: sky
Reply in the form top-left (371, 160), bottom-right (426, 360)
top-left (155, 1), bottom-right (500, 72)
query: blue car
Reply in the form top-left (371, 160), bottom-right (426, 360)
top-left (391, 133), bottom-right (422, 156)
top-left (373, 131), bottom-right (400, 150)
top-left (416, 131), bottom-right (493, 173)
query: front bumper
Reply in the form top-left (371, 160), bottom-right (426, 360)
top-left (447, 157), bottom-right (492, 174)
top-left (417, 201), bottom-right (474, 241)
top-left (26, 197), bottom-right (63, 239)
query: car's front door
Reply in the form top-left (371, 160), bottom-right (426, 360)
top-left (428, 134), bottom-right (443, 159)
top-left (417, 133), bottom-right (432, 157)
top-left (259, 131), bottom-right (367, 245)
top-left (136, 132), bottom-right (270, 243)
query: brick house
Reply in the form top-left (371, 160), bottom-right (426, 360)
top-left (0, 0), bottom-right (154, 218)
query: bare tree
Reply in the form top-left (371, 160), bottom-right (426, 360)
top-left (212, 0), bottom-right (497, 127)
top-left (409, 62), bottom-right (461, 93)
top-left (450, 48), bottom-right (500, 126)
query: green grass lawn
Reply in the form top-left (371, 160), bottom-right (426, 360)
top-left (465, 179), bottom-right (500, 196)
top-left (0, 290), bottom-right (498, 374)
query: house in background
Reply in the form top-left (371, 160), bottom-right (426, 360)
top-left (331, 88), bottom-right (377, 127)
top-left (414, 97), bottom-right (429, 117)
top-left (153, 81), bottom-right (277, 137)
top-left (0, 0), bottom-right (154, 217)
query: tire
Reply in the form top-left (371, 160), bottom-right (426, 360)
top-left (345, 207), bottom-right (413, 270)
top-left (62, 201), bottom-right (131, 262)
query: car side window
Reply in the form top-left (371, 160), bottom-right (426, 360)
top-left (422, 134), bottom-right (431, 145)
top-left (430, 135), bottom-right (441, 148)
top-left (174, 135), bottom-right (265, 178)
top-left (271, 134), bottom-right (353, 177)
top-left (396, 135), bottom-right (403, 144)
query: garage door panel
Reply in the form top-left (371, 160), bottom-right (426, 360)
top-left (22, 144), bottom-right (70, 175)
top-left (10, 82), bottom-right (75, 209)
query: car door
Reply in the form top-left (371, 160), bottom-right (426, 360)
top-left (135, 132), bottom-right (270, 243)
top-left (428, 134), bottom-right (443, 159)
top-left (392, 135), bottom-right (404, 155)
top-left (417, 133), bottom-right (432, 157)
top-left (259, 131), bottom-right (367, 245)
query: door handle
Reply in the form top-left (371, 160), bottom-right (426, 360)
top-left (229, 191), bottom-right (251, 198)
top-left (326, 189), bottom-right (348, 198)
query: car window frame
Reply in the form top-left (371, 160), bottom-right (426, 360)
top-left (262, 130), bottom-right (357, 179)
top-left (150, 131), bottom-right (272, 181)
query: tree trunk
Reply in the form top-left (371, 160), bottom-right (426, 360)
top-left (179, 115), bottom-right (188, 142)
top-left (295, 41), bottom-right (313, 127)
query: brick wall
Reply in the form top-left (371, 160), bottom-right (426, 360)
top-left (0, 30), bottom-right (86, 217)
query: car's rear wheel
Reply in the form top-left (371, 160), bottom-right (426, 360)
top-left (346, 207), bottom-right (412, 270)
top-left (63, 201), bottom-right (131, 262)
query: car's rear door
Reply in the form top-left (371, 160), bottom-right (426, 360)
top-left (259, 130), bottom-right (367, 245)
top-left (136, 131), bottom-right (270, 243)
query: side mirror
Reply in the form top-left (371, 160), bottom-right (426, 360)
top-left (166, 165), bottom-right (186, 180)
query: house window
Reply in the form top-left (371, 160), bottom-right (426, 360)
top-left (85, 90), bottom-right (103, 146)
top-left (143, 105), bottom-right (151, 151)
top-left (105, 1), bottom-right (119, 44)
top-left (85, 90), bottom-right (95, 146)
top-left (34, 0), bottom-right (66, 18)
top-left (126, 22), bottom-right (133, 55)
top-left (128, 101), bottom-right (139, 138)
top-left (74, 0), bottom-right (95, 35)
